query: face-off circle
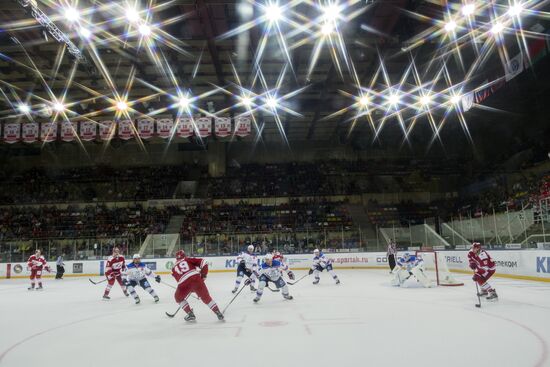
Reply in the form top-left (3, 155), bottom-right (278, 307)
top-left (258, 321), bottom-right (288, 327)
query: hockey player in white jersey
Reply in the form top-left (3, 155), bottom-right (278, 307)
top-left (391, 252), bottom-right (432, 287)
top-left (308, 249), bottom-right (340, 285)
top-left (232, 245), bottom-right (259, 293)
top-left (123, 254), bottom-right (161, 304)
top-left (252, 254), bottom-right (293, 303)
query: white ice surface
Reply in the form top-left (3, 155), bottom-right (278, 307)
top-left (1, 270), bottom-right (549, 367)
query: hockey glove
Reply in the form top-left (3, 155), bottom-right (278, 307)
top-left (288, 271), bottom-right (295, 280)
top-left (202, 273), bottom-right (207, 279)
top-left (244, 278), bottom-right (252, 286)
top-left (155, 275), bottom-right (161, 283)
top-left (122, 279), bottom-right (129, 287)
top-left (308, 269), bottom-right (314, 275)
top-left (469, 263), bottom-right (477, 270)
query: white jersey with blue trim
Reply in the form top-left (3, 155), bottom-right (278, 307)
top-left (311, 252), bottom-right (332, 269)
top-left (236, 252), bottom-right (258, 271)
top-left (123, 262), bottom-right (156, 281)
top-left (396, 255), bottom-right (423, 271)
top-left (259, 260), bottom-right (285, 281)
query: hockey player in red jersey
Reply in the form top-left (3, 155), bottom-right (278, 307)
top-left (27, 249), bottom-right (51, 290)
top-left (171, 250), bottom-right (224, 322)
top-left (272, 251), bottom-right (295, 280)
top-left (103, 247), bottom-right (129, 300)
top-left (468, 242), bottom-right (497, 300)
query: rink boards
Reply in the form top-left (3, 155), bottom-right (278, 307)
top-left (1, 250), bottom-right (550, 282)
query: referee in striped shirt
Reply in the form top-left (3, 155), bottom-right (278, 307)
top-left (387, 241), bottom-right (397, 272)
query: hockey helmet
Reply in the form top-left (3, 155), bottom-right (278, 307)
top-left (175, 250), bottom-right (186, 260)
top-left (403, 252), bottom-right (411, 259)
top-left (264, 253), bottom-right (274, 262)
top-left (132, 253), bottom-right (141, 260)
top-left (472, 242), bottom-right (481, 249)
top-left (247, 245), bottom-right (255, 252)
top-left (313, 249), bottom-right (320, 255)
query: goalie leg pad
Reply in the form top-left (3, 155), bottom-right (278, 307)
top-left (411, 266), bottom-right (433, 288)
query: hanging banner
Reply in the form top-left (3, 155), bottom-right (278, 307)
top-left (176, 117), bottom-right (193, 138)
top-left (505, 52), bottom-right (524, 81)
top-left (214, 117), bottom-right (231, 138)
top-left (80, 121), bottom-right (97, 141)
top-left (461, 92), bottom-right (474, 112)
top-left (234, 115), bottom-right (251, 137)
top-left (197, 117), bottom-right (212, 137)
top-left (41, 122), bottom-right (58, 142)
top-left (99, 120), bottom-right (116, 141)
top-left (3, 122), bottom-right (21, 144)
top-left (22, 122), bottom-right (39, 143)
top-left (61, 121), bottom-right (78, 142)
top-left (137, 118), bottom-right (154, 139)
top-left (118, 119), bottom-right (134, 140)
top-left (156, 118), bottom-right (174, 139)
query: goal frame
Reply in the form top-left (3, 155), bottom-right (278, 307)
top-left (415, 250), bottom-right (464, 287)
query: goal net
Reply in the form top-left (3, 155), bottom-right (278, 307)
top-left (415, 251), bottom-right (464, 286)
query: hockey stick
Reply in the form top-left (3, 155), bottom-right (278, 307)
top-left (474, 283), bottom-right (482, 308)
top-left (267, 285), bottom-right (280, 292)
top-left (222, 284), bottom-right (247, 315)
top-left (287, 273), bottom-right (309, 285)
top-left (165, 305), bottom-right (182, 318)
top-left (160, 280), bottom-right (200, 300)
top-left (89, 278), bottom-right (107, 285)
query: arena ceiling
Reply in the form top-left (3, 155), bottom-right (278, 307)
top-left (0, 0), bottom-right (549, 147)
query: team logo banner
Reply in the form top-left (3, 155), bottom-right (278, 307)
top-left (118, 119), bottom-right (134, 140)
top-left (99, 120), bottom-right (116, 141)
top-left (156, 118), bottom-right (174, 139)
top-left (215, 117), bottom-right (231, 138)
top-left (80, 121), bottom-right (97, 141)
top-left (138, 118), bottom-right (154, 139)
top-left (3, 122), bottom-right (21, 143)
top-left (197, 117), bottom-right (211, 137)
top-left (41, 122), bottom-right (57, 142)
top-left (176, 117), bottom-right (193, 138)
top-left (22, 122), bottom-right (39, 143)
top-left (234, 116), bottom-right (251, 137)
top-left (61, 121), bottom-right (78, 142)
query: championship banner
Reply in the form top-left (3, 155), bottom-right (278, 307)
top-left (80, 121), bottom-right (97, 141)
top-left (156, 118), bottom-right (174, 139)
top-left (176, 117), bottom-right (193, 138)
top-left (137, 118), bottom-right (154, 139)
top-left (99, 120), bottom-right (116, 141)
top-left (234, 115), bottom-right (251, 137)
top-left (41, 122), bottom-right (58, 142)
top-left (118, 119), bottom-right (134, 140)
top-left (197, 117), bottom-right (212, 137)
top-left (214, 117), bottom-right (231, 138)
top-left (61, 121), bottom-right (78, 142)
top-left (3, 122), bottom-right (21, 144)
top-left (505, 52), bottom-right (524, 81)
top-left (22, 122), bottom-right (39, 143)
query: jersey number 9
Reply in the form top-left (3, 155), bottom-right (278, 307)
top-left (175, 261), bottom-right (190, 274)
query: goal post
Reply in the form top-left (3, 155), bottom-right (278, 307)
top-left (415, 250), bottom-right (464, 286)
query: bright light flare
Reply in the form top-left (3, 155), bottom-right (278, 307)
top-left (241, 96), bottom-right (252, 107)
top-left (321, 23), bottom-right (334, 36)
top-left (116, 100), bottom-right (128, 111)
top-left (266, 97), bottom-right (278, 108)
top-left (461, 3), bottom-right (475, 16)
top-left (450, 95), bottom-right (461, 105)
top-left (444, 20), bottom-right (457, 32)
top-left (359, 95), bottom-right (370, 108)
top-left (18, 103), bottom-right (30, 113)
top-left (79, 27), bottom-right (91, 39)
top-left (53, 102), bottom-right (65, 112)
top-left (508, 3), bottom-right (523, 17)
top-left (322, 4), bottom-right (340, 22)
top-left (139, 24), bottom-right (152, 37)
top-left (420, 95), bottom-right (432, 106)
top-left (64, 7), bottom-right (80, 22)
top-left (491, 22), bottom-right (504, 35)
top-left (126, 8), bottom-right (140, 23)
top-left (265, 4), bottom-right (282, 22)
top-left (388, 93), bottom-right (400, 106)
top-left (179, 96), bottom-right (191, 108)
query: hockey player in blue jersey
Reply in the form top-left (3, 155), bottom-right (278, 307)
top-left (122, 254), bottom-right (161, 304)
top-left (391, 252), bottom-right (432, 287)
top-left (251, 253), bottom-right (293, 303)
top-left (308, 249), bottom-right (340, 285)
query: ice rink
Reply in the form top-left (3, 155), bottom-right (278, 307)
top-left (1, 270), bottom-right (549, 367)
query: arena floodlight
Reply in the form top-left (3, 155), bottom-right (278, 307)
top-left (322, 4), bottom-right (340, 22)
top-left (265, 4), bottom-right (282, 22)
top-left (491, 22), bottom-right (504, 35)
top-left (321, 23), bottom-right (334, 36)
top-left (444, 20), bottom-right (457, 32)
top-left (64, 7), bottom-right (80, 23)
top-left (53, 102), bottom-right (65, 112)
top-left (388, 93), bottom-right (400, 106)
top-left (420, 95), bottom-right (432, 106)
top-left (126, 7), bottom-right (140, 23)
top-left (359, 95), bottom-right (370, 108)
top-left (241, 96), bottom-right (252, 107)
top-left (461, 3), bottom-right (475, 17)
top-left (116, 100), bottom-right (128, 111)
top-left (18, 103), bottom-right (30, 113)
top-left (450, 94), bottom-right (461, 105)
top-left (179, 96), bottom-right (190, 108)
top-left (508, 3), bottom-right (523, 17)
top-left (79, 27), bottom-right (91, 39)
top-left (139, 24), bottom-right (152, 37)
top-left (266, 97), bottom-right (278, 108)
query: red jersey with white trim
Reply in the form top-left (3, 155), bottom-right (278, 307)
top-left (105, 255), bottom-right (126, 275)
top-left (171, 257), bottom-right (208, 285)
top-left (27, 255), bottom-right (48, 271)
top-left (468, 249), bottom-right (495, 272)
